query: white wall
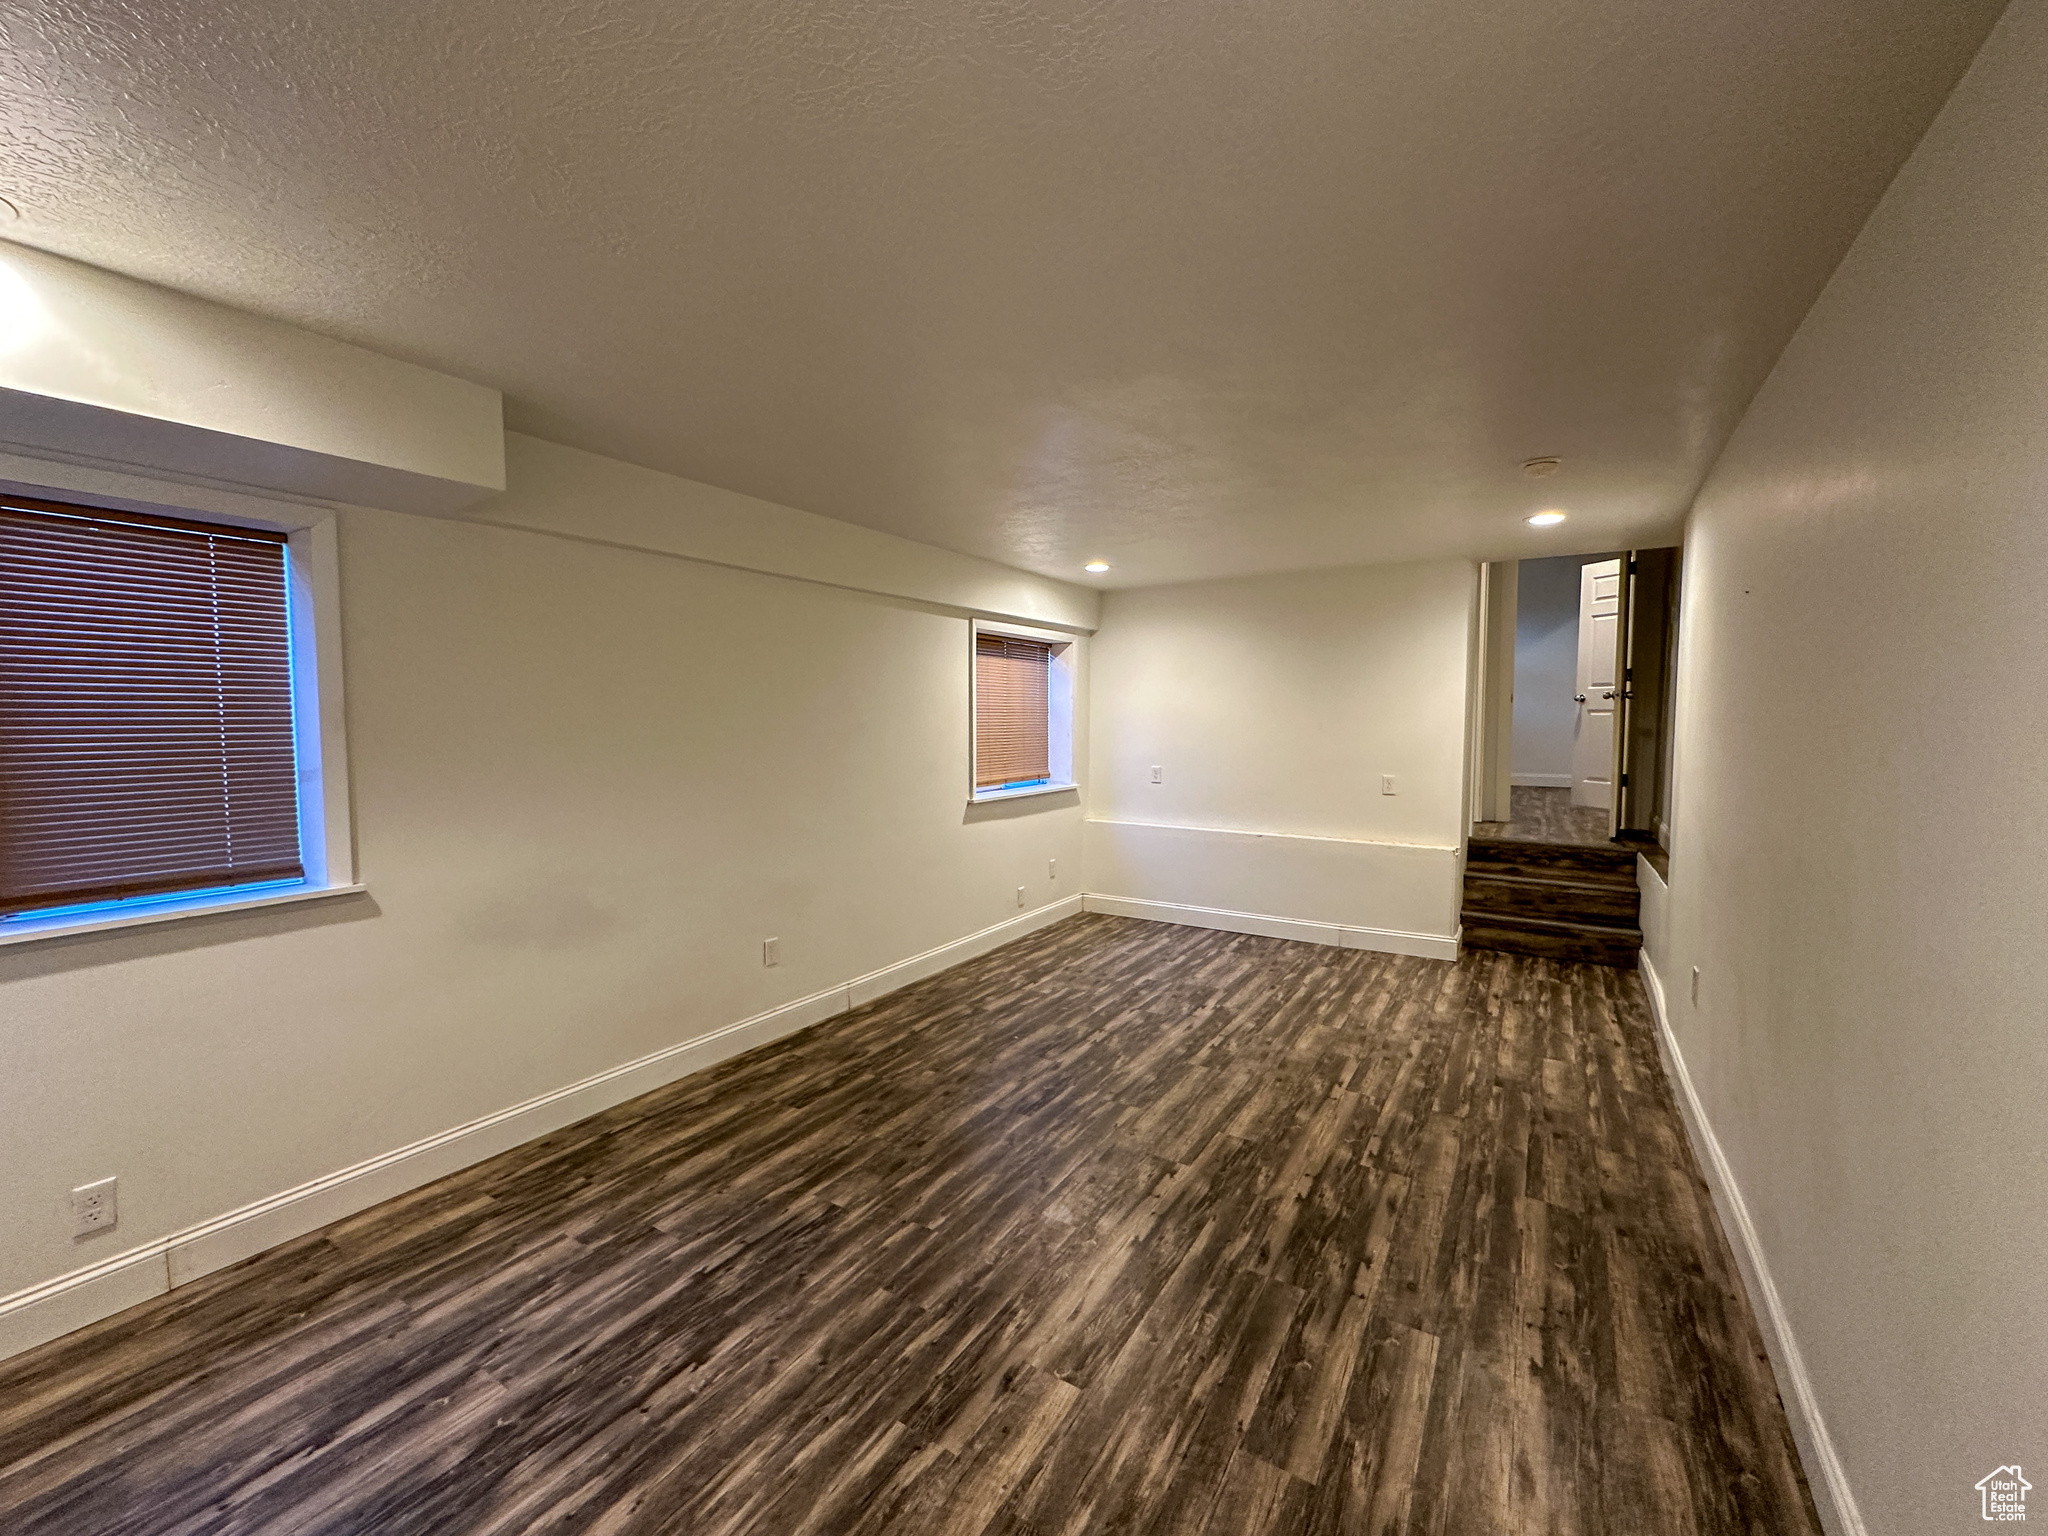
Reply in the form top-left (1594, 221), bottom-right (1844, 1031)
top-left (1650, 4), bottom-right (2048, 1531)
top-left (0, 360), bottom-right (1093, 1355)
top-left (1510, 554), bottom-right (1585, 785)
top-left (1085, 560), bottom-right (1474, 951)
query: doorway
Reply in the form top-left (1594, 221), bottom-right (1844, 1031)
top-left (1472, 547), bottom-right (1680, 850)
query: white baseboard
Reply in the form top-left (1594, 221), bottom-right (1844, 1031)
top-left (1084, 893), bottom-right (1458, 961)
top-left (848, 895), bottom-right (1081, 1007)
top-left (1510, 773), bottom-right (1573, 788)
top-left (0, 896), bottom-right (1083, 1365)
top-left (1639, 952), bottom-right (1865, 1536)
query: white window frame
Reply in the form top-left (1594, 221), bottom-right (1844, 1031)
top-left (969, 618), bottom-right (1079, 804)
top-left (0, 451), bottom-right (359, 945)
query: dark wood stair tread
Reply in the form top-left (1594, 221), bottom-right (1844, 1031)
top-left (1467, 835), bottom-right (1639, 872)
top-left (1462, 829), bottom-right (1644, 970)
top-left (1460, 908), bottom-right (1643, 941)
top-left (1468, 833), bottom-right (1633, 849)
top-left (1460, 909), bottom-right (1643, 969)
top-left (1464, 868), bottom-right (1639, 894)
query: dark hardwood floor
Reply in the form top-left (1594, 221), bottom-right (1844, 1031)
top-left (1473, 786), bottom-right (1615, 848)
top-left (0, 915), bottom-right (1817, 1536)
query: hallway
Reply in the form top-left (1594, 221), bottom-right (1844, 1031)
top-left (0, 916), bottom-right (1814, 1535)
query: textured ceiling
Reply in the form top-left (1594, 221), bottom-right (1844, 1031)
top-left (0, 0), bottom-right (2007, 586)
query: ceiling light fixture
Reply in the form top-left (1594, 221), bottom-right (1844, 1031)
top-left (1522, 457), bottom-right (1560, 477)
top-left (1526, 510), bottom-right (1567, 527)
top-left (1083, 560), bottom-right (1110, 573)
top-left (0, 196), bottom-right (18, 221)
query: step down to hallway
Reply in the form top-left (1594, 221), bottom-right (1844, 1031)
top-left (1462, 834), bottom-right (1642, 968)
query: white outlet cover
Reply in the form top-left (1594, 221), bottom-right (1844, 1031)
top-left (71, 1176), bottom-right (117, 1236)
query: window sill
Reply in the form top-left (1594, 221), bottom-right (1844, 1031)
top-left (971, 781), bottom-right (1080, 805)
top-left (0, 881), bottom-right (368, 947)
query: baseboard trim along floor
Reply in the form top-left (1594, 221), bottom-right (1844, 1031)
top-left (1639, 951), bottom-right (1866, 1536)
top-left (0, 895), bottom-right (1086, 1364)
top-left (1081, 892), bottom-right (1460, 961)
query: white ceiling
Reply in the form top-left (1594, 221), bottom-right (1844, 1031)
top-left (0, 0), bottom-right (2005, 586)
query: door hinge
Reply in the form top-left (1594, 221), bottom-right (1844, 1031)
top-left (1628, 557), bottom-right (1638, 574)
top-left (1619, 772), bottom-right (1630, 788)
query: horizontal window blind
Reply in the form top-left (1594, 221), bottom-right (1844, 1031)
top-left (974, 633), bottom-right (1051, 788)
top-left (0, 498), bottom-right (304, 916)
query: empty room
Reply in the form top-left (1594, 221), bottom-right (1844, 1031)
top-left (0, 1), bottom-right (2042, 1533)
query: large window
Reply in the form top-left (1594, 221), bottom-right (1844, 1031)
top-left (970, 621), bottom-right (1076, 801)
top-left (0, 496), bottom-right (317, 923)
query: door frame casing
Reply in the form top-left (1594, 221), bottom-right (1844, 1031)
top-left (1614, 546), bottom-right (1681, 841)
top-left (1471, 560), bottom-right (1518, 826)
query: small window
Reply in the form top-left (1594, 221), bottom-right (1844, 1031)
top-left (976, 633), bottom-right (1051, 789)
top-left (0, 498), bottom-right (307, 918)
top-left (971, 622), bottom-right (1076, 801)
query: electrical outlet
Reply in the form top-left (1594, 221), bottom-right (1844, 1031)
top-left (1150, 765), bottom-right (1163, 784)
top-left (72, 1177), bottom-right (117, 1238)
top-left (1381, 774), bottom-right (1397, 795)
top-left (763, 937), bottom-right (781, 968)
top-left (1048, 858), bottom-right (1057, 880)
top-left (1690, 966), bottom-right (1701, 1005)
top-left (1016, 886), bottom-right (1027, 907)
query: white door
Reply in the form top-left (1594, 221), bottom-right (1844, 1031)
top-left (1571, 558), bottom-right (1622, 808)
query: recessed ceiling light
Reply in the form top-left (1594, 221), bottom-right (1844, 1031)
top-left (1083, 560), bottom-right (1110, 573)
top-left (1522, 457), bottom-right (1560, 477)
top-left (1526, 510), bottom-right (1567, 527)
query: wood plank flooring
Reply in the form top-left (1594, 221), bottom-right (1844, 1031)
top-left (0, 915), bottom-right (1819, 1536)
top-left (1473, 786), bottom-right (1615, 848)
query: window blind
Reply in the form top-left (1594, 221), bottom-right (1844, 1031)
top-left (0, 498), bottom-right (304, 916)
top-left (974, 633), bottom-right (1051, 788)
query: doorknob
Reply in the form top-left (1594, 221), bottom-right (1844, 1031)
top-left (1574, 693), bottom-right (1587, 703)
top-left (1601, 689), bottom-right (1617, 700)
